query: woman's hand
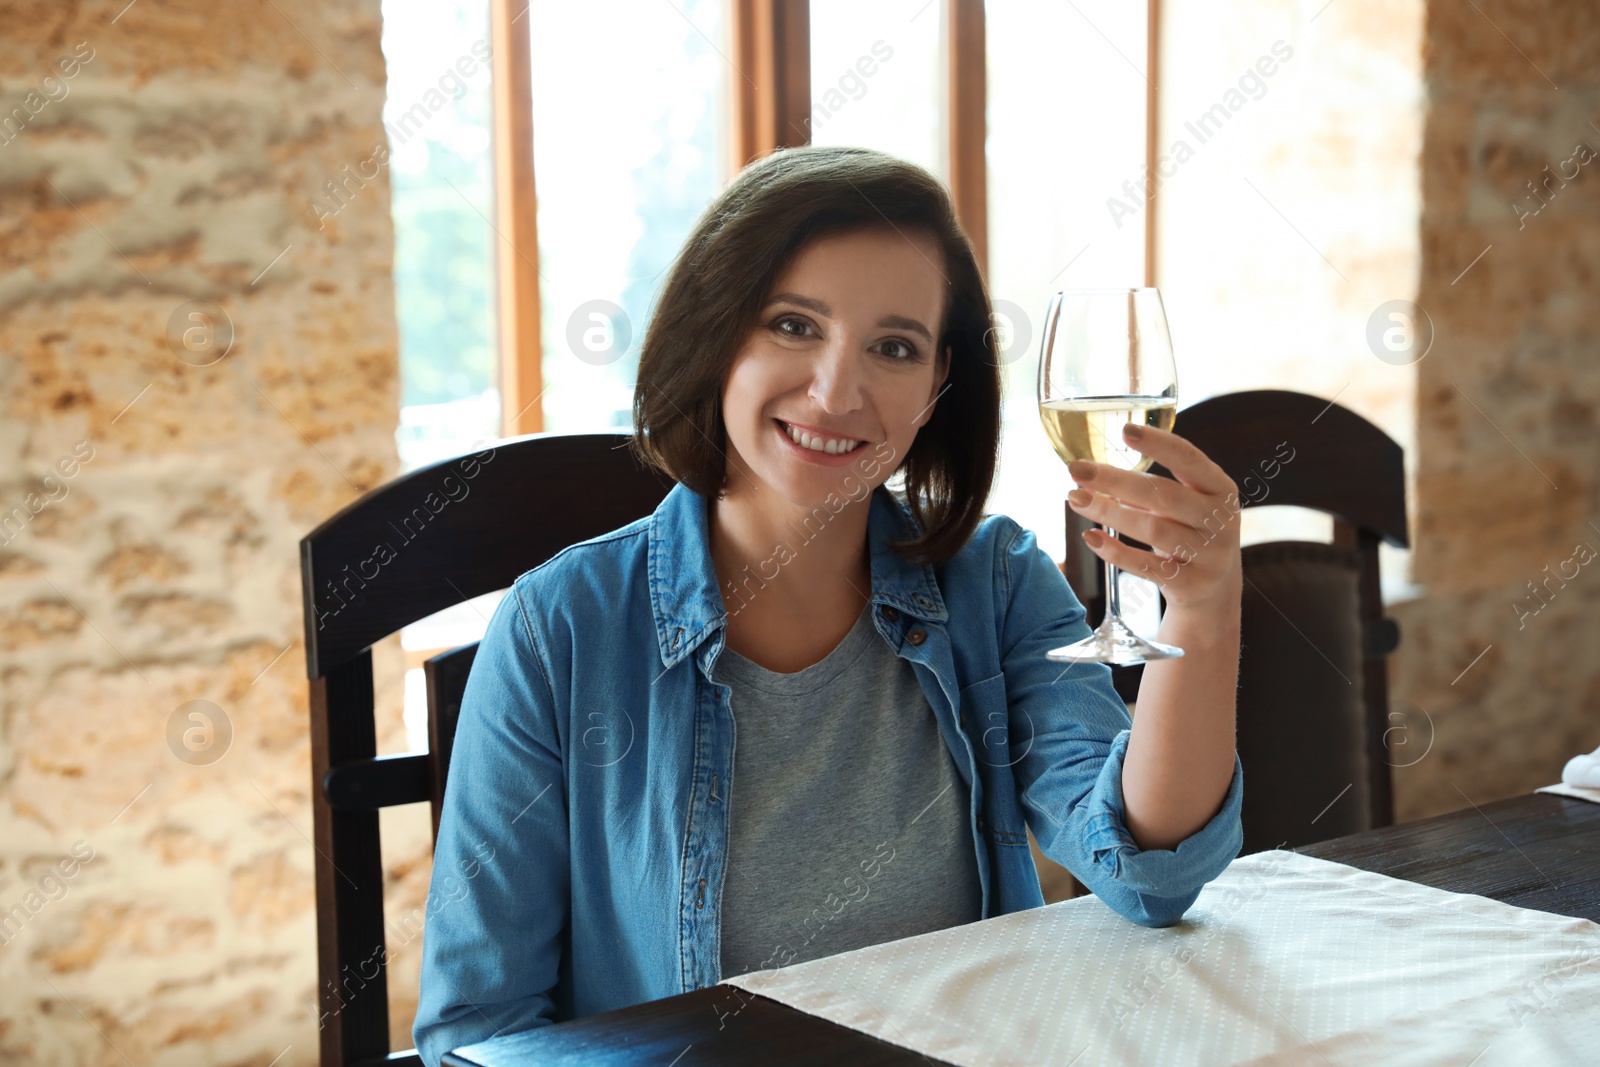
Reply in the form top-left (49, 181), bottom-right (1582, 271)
top-left (1066, 421), bottom-right (1244, 852)
top-left (1064, 422), bottom-right (1242, 614)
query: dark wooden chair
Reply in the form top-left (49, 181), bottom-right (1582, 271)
top-left (1061, 389), bottom-right (1409, 854)
top-left (299, 432), bottom-right (673, 1067)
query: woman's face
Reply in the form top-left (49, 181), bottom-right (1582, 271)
top-left (720, 225), bottom-right (951, 512)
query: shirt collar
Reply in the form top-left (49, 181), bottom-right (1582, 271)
top-left (647, 480), bottom-right (950, 669)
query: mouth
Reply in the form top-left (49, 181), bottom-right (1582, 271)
top-left (773, 418), bottom-right (870, 459)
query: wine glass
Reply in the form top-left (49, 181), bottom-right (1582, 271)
top-left (1037, 288), bottom-right (1183, 664)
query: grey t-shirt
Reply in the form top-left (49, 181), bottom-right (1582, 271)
top-left (714, 601), bottom-right (984, 980)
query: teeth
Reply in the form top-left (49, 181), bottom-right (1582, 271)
top-left (782, 421), bottom-right (862, 455)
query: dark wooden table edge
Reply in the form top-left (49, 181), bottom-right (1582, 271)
top-left (442, 983), bottom-right (961, 1067)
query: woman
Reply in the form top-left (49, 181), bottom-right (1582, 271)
top-left (413, 145), bottom-right (1243, 1064)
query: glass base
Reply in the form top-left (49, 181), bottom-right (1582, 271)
top-left (1046, 614), bottom-right (1185, 665)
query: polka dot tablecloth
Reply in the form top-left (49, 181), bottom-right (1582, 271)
top-left (721, 849), bottom-right (1600, 1066)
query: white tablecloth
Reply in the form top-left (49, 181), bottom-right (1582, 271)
top-left (720, 850), bottom-right (1600, 1066)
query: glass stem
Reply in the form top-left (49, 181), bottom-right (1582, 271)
top-left (1102, 527), bottom-right (1122, 624)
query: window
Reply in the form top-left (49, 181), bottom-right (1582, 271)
top-left (985, 0), bottom-right (1151, 637)
top-left (807, 0), bottom-right (943, 179)
top-left (387, 2), bottom-right (1410, 578)
top-left (528, 0), bottom-right (729, 434)
top-left (976, 3), bottom-right (1153, 900)
top-left (380, 0), bottom-right (498, 474)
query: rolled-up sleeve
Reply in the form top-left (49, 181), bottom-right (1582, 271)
top-left (1077, 728), bottom-right (1244, 922)
top-left (996, 519), bottom-right (1244, 927)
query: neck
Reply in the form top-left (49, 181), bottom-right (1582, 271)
top-left (708, 476), bottom-right (873, 619)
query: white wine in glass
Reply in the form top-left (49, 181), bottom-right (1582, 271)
top-left (1037, 289), bottom-right (1184, 664)
top-left (1039, 395), bottom-right (1177, 473)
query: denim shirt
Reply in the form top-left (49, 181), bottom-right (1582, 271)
top-left (413, 480), bottom-right (1244, 1066)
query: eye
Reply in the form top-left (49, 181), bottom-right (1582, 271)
top-left (877, 338), bottom-right (919, 361)
top-left (771, 315), bottom-right (814, 339)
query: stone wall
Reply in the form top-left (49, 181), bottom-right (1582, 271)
top-left (0, 2), bottom-right (411, 1063)
top-left (1389, 1), bottom-right (1600, 820)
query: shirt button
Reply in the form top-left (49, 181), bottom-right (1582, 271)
top-left (959, 713), bottom-right (967, 728)
top-left (976, 815), bottom-right (986, 832)
top-left (882, 606), bottom-right (899, 622)
top-left (907, 628), bottom-right (926, 646)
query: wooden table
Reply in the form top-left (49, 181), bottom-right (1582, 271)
top-left (444, 792), bottom-right (1600, 1066)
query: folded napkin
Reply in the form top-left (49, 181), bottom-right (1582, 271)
top-left (1532, 742), bottom-right (1600, 805)
top-left (1562, 743), bottom-right (1600, 787)
top-left (1535, 781), bottom-right (1600, 804)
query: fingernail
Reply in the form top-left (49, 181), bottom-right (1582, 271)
top-left (1123, 423), bottom-right (1144, 440)
top-left (1068, 488), bottom-right (1092, 507)
top-left (1067, 460), bottom-right (1096, 481)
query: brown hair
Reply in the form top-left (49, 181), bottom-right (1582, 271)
top-left (629, 144), bottom-right (1002, 569)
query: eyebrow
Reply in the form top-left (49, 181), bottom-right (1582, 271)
top-left (767, 291), bottom-right (934, 345)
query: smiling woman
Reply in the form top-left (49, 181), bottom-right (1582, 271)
top-left (411, 145), bottom-right (1245, 1067)
top-left (630, 145), bottom-right (1001, 569)
top-left (708, 223), bottom-right (958, 671)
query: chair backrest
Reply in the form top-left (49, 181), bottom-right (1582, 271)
top-left (300, 432), bottom-right (672, 1067)
top-left (1060, 389), bottom-right (1409, 853)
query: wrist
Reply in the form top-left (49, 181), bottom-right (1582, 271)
top-left (1158, 595), bottom-right (1241, 644)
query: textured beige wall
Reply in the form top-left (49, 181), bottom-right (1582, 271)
top-left (0, 2), bottom-right (414, 1063)
top-left (1388, 1), bottom-right (1600, 820)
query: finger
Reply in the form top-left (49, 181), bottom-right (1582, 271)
top-left (1067, 461), bottom-right (1237, 534)
top-left (1119, 423), bottom-right (1236, 497)
top-left (1069, 489), bottom-right (1198, 556)
top-left (1081, 529), bottom-right (1174, 584)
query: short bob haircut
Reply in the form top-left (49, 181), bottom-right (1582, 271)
top-left (629, 144), bottom-right (1002, 569)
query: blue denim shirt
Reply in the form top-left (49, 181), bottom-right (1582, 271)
top-left (413, 480), bottom-right (1244, 1065)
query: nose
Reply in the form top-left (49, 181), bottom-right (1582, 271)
top-left (807, 334), bottom-right (865, 415)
